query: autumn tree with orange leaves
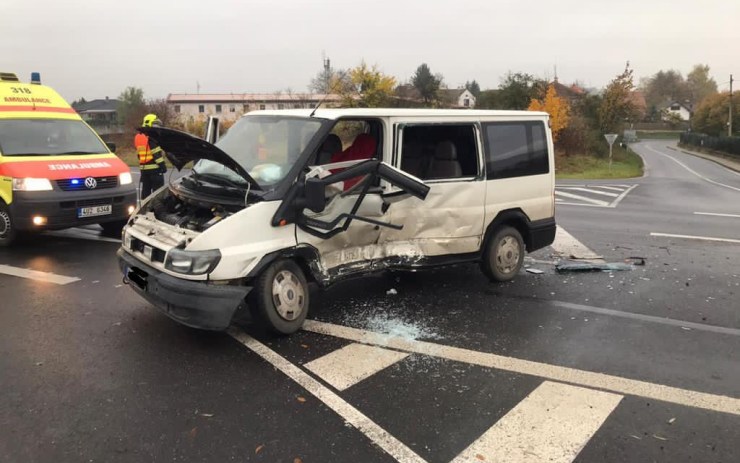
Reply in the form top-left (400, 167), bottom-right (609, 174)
top-left (528, 83), bottom-right (570, 142)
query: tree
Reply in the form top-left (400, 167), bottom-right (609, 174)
top-left (497, 72), bottom-right (546, 110)
top-left (599, 62), bottom-right (639, 134)
top-left (528, 84), bottom-right (570, 142)
top-left (641, 69), bottom-right (689, 114)
top-left (117, 86), bottom-right (146, 128)
top-left (309, 59), bottom-right (339, 94)
top-left (411, 63), bottom-right (442, 105)
top-left (144, 98), bottom-right (176, 127)
top-left (686, 64), bottom-right (718, 106)
top-left (465, 80), bottom-right (481, 98)
top-left (338, 62), bottom-right (396, 108)
top-left (71, 97), bottom-right (87, 107)
top-left (475, 89), bottom-right (502, 109)
top-left (692, 92), bottom-right (740, 136)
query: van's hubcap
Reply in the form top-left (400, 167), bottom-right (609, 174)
top-left (272, 270), bottom-right (305, 321)
top-left (495, 236), bottom-right (520, 274)
top-left (0, 211), bottom-right (11, 237)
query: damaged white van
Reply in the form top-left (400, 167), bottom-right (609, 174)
top-left (117, 109), bottom-right (556, 334)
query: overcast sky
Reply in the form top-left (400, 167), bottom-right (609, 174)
top-left (2, 0), bottom-right (737, 101)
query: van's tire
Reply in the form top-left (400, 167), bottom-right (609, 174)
top-left (249, 259), bottom-right (309, 335)
top-left (481, 226), bottom-right (524, 282)
top-left (100, 220), bottom-right (128, 237)
top-left (0, 203), bottom-right (17, 247)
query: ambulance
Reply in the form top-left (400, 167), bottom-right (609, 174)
top-left (0, 72), bottom-right (138, 245)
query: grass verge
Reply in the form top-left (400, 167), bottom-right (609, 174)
top-left (636, 130), bottom-right (682, 140)
top-left (556, 146), bottom-right (644, 179)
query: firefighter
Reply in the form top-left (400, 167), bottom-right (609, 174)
top-left (134, 114), bottom-right (167, 198)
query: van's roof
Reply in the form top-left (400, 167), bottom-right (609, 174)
top-left (248, 108), bottom-right (549, 120)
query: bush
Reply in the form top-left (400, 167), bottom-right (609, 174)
top-left (680, 132), bottom-right (740, 158)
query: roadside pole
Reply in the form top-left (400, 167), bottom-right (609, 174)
top-left (604, 133), bottom-right (618, 169)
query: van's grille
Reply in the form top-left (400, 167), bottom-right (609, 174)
top-left (129, 236), bottom-right (166, 264)
top-left (60, 196), bottom-right (125, 209)
top-left (57, 176), bottom-right (118, 191)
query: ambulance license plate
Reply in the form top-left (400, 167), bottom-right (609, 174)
top-left (78, 205), bottom-right (112, 218)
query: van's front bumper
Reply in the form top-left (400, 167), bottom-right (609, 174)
top-left (118, 249), bottom-right (251, 331)
top-left (10, 188), bottom-right (137, 231)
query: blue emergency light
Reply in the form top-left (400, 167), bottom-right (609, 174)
top-left (30, 72), bottom-right (41, 84)
top-left (71, 179), bottom-right (80, 185)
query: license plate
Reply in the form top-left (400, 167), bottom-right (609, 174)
top-left (78, 205), bottom-right (112, 218)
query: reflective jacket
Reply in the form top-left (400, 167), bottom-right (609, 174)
top-left (134, 133), bottom-right (165, 171)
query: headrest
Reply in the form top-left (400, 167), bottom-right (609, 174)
top-left (320, 134), bottom-right (342, 154)
top-left (434, 141), bottom-right (457, 160)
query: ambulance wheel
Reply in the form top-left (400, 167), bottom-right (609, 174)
top-left (250, 259), bottom-right (309, 335)
top-left (0, 203), bottom-right (17, 247)
top-left (481, 226), bottom-right (524, 282)
top-left (100, 220), bottom-right (128, 237)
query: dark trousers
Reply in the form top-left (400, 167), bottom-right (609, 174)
top-left (140, 170), bottom-right (164, 199)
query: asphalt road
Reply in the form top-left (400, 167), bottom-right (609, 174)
top-left (1, 141), bottom-right (739, 462)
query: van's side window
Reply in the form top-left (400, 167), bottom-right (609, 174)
top-left (400, 124), bottom-right (478, 180)
top-left (484, 122), bottom-right (548, 179)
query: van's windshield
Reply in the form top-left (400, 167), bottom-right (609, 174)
top-left (194, 115), bottom-right (323, 189)
top-left (0, 119), bottom-right (108, 156)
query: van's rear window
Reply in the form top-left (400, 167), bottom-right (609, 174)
top-left (0, 119), bottom-right (108, 156)
top-left (483, 121), bottom-right (549, 179)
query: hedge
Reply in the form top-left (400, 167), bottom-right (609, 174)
top-left (680, 133), bottom-right (740, 158)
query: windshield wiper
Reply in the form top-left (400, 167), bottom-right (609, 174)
top-left (50, 151), bottom-right (102, 155)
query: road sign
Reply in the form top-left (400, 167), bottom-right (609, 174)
top-left (604, 134), bottom-right (618, 169)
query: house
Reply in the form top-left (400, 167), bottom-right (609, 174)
top-left (73, 97), bottom-right (121, 134)
top-left (439, 88), bottom-right (476, 108)
top-left (661, 101), bottom-right (692, 121)
top-left (167, 93), bottom-right (342, 122)
top-left (394, 85), bottom-right (476, 108)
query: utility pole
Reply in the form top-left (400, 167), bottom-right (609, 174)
top-left (729, 74), bottom-right (733, 137)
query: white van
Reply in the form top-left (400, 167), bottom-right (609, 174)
top-left (118, 109), bottom-right (556, 334)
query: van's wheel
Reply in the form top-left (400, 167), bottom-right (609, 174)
top-left (481, 226), bottom-right (524, 282)
top-left (0, 203), bottom-right (17, 247)
top-left (250, 259), bottom-right (309, 335)
top-left (100, 220), bottom-right (128, 237)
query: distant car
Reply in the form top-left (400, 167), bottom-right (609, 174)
top-left (0, 71), bottom-right (137, 246)
top-left (118, 108), bottom-right (556, 334)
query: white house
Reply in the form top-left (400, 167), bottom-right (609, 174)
top-left (439, 88), bottom-right (477, 108)
top-left (167, 93), bottom-right (342, 123)
top-left (661, 101), bottom-right (692, 122)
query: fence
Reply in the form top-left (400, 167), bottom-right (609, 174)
top-left (679, 133), bottom-right (740, 158)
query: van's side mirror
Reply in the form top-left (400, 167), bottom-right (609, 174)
top-left (304, 177), bottom-right (326, 213)
top-left (106, 142), bottom-right (117, 153)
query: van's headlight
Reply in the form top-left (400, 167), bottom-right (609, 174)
top-left (164, 248), bottom-right (221, 275)
top-left (119, 172), bottom-right (133, 185)
top-left (12, 178), bottom-right (53, 191)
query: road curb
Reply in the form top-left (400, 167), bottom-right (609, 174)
top-left (667, 145), bottom-right (740, 174)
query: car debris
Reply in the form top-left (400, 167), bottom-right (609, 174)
top-left (555, 261), bottom-right (634, 272)
top-left (526, 268), bottom-right (545, 274)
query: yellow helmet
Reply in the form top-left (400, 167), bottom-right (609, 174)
top-left (142, 114), bottom-right (162, 127)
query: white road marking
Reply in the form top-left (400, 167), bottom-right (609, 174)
top-left (550, 226), bottom-right (604, 262)
top-left (646, 145), bottom-right (740, 193)
top-left (227, 328), bottom-right (428, 463)
top-left (304, 343), bottom-right (409, 391)
top-left (694, 212), bottom-right (740, 219)
top-left (0, 264), bottom-right (80, 285)
top-left (451, 381), bottom-right (622, 463)
top-left (587, 185), bottom-right (629, 192)
top-left (650, 232), bottom-right (740, 244)
top-left (554, 191), bottom-right (610, 206)
top-left (45, 228), bottom-right (121, 244)
top-left (558, 187), bottom-right (620, 198)
top-left (302, 320), bottom-right (740, 416)
top-left (609, 184), bottom-right (638, 208)
top-left (550, 300), bottom-right (740, 337)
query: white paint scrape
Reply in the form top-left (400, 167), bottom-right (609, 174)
top-left (451, 381), bottom-right (622, 463)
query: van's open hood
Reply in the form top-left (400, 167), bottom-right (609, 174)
top-left (137, 127), bottom-right (257, 185)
